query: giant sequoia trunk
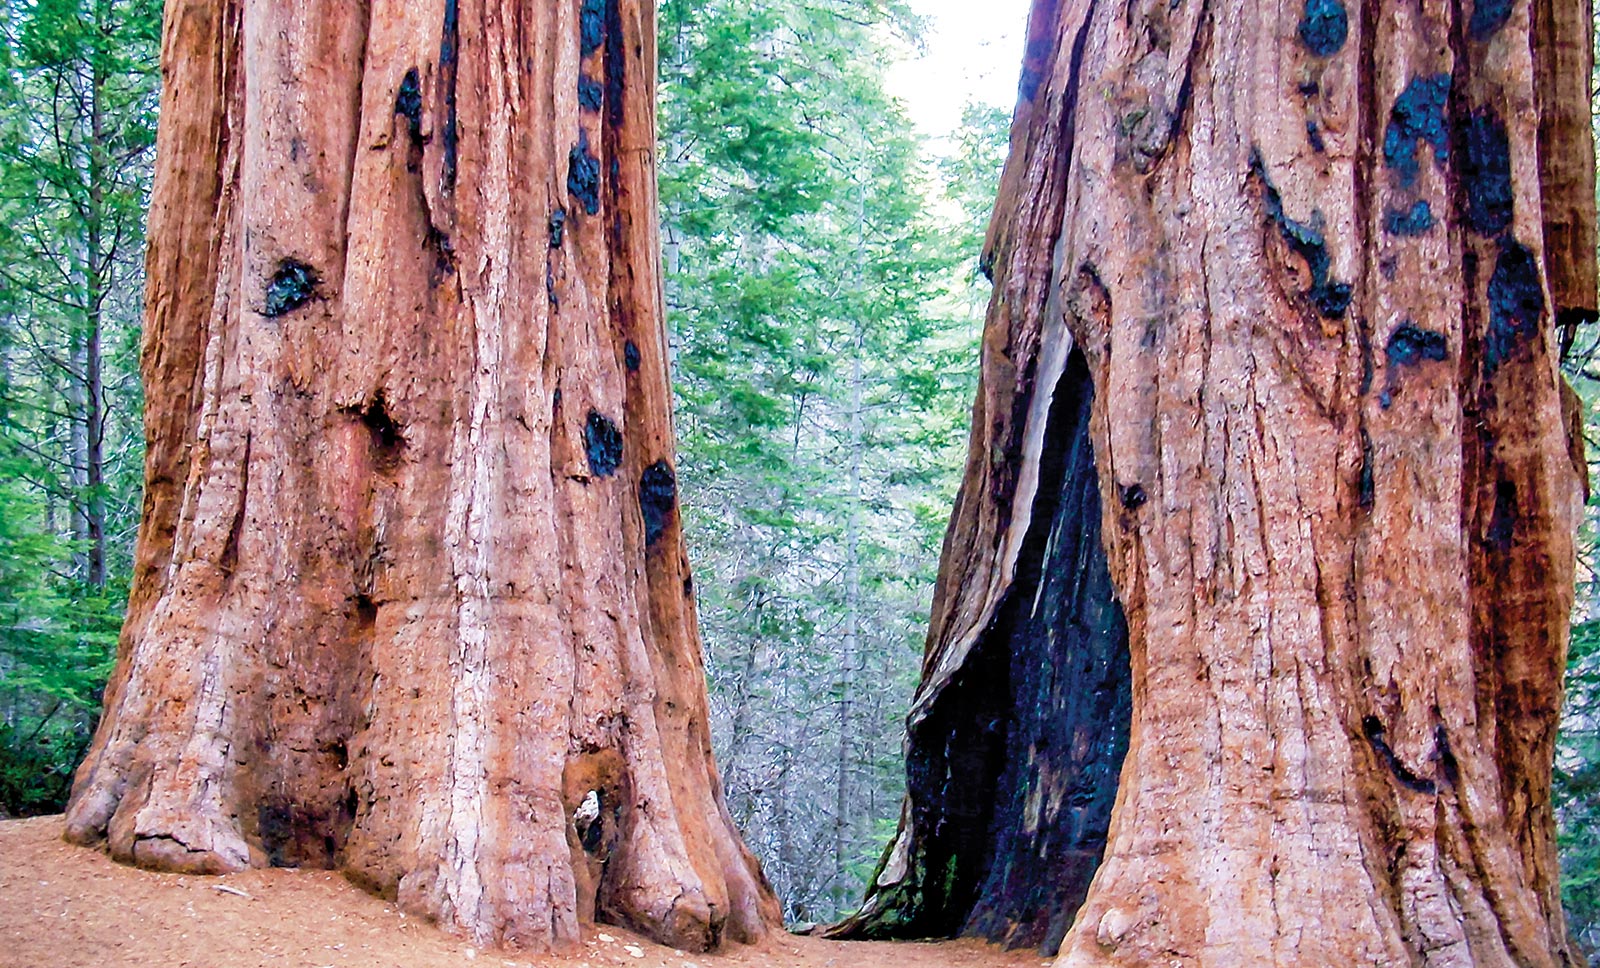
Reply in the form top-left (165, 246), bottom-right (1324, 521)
top-left (63, 0), bottom-right (778, 951)
top-left (834, 0), bottom-right (1596, 963)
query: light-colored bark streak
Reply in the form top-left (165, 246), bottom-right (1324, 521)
top-left (65, 0), bottom-right (777, 952)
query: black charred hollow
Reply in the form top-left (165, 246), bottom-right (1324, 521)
top-left (1458, 110), bottom-right (1513, 237)
top-left (1386, 322), bottom-right (1449, 367)
top-left (584, 410), bottom-right (624, 478)
top-left (1468, 0), bottom-right (1512, 40)
top-left (439, 0), bottom-right (460, 192)
top-left (834, 349), bottom-right (1131, 956)
top-left (569, 131), bottom-right (602, 216)
top-left (264, 259), bottom-right (319, 318)
top-left (604, 0), bottom-right (626, 130)
top-left (1305, 119), bottom-right (1326, 153)
top-left (1487, 479), bottom-right (1518, 552)
top-left (624, 340), bottom-right (641, 372)
top-left (394, 67), bottom-right (424, 146)
top-left (1361, 716), bottom-right (1438, 795)
top-left (578, 76), bottom-right (604, 113)
top-left (1485, 238), bottom-right (1545, 373)
top-left (1359, 428), bottom-right (1375, 507)
top-left (639, 460), bottom-right (677, 546)
top-left (580, 0), bottom-right (606, 56)
top-left (549, 209), bottom-right (566, 248)
top-left (1383, 73), bottom-right (1451, 187)
top-left (1297, 0), bottom-right (1348, 56)
top-left (1383, 200), bottom-right (1435, 236)
top-left (1250, 150), bottom-right (1353, 319)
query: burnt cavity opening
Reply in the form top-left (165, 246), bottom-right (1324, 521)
top-left (896, 348), bottom-right (1131, 954)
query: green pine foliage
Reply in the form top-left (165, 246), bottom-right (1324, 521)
top-left (660, 0), bottom-right (1006, 922)
top-left (0, 0), bottom-right (159, 817)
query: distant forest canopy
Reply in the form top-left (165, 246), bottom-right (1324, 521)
top-left (0, 0), bottom-right (1597, 956)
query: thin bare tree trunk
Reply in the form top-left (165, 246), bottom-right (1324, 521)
top-left (835, 0), bottom-right (1595, 963)
top-left (64, 0), bottom-right (778, 952)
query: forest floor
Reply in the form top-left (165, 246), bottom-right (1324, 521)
top-left (0, 817), bottom-right (1047, 968)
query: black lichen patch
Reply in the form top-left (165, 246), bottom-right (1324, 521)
top-left (1383, 74), bottom-right (1451, 187)
top-left (1386, 322), bottom-right (1449, 367)
top-left (639, 460), bottom-right (677, 546)
top-left (1118, 483), bottom-right (1147, 510)
top-left (1459, 110), bottom-right (1513, 237)
top-left (394, 67), bottom-right (423, 146)
top-left (264, 259), bottom-right (319, 318)
top-left (1469, 0), bottom-right (1513, 39)
top-left (623, 340), bottom-right (641, 372)
top-left (568, 131), bottom-right (602, 216)
top-left (578, 76), bottom-right (604, 112)
top-left (583, 410), bottom-right (623, 478)
top-left (1486, 238), bottom-right (1544, 372)
top-left (549, 209), bottom-right (566, 248)
top-left (1487, 479), bottom-right (1518, 551)
top-left (1305, 119), bottom-right (1326, 153)
top-left (1362, 717), bottom-right (1438, 795)
top-left (1250, 151), bottom-right (1354, 319)
top-left (580, 0), bottom-right (606, 56)
top-left (1384, 200), bottom-right (1435, 236)
top-left (1298, 0), bottom-right (1348, 56)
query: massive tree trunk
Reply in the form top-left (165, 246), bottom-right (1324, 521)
top-left (834, 0), bottom-right (1595, 963)
top-left (63, 0), bottom-right (778, 952)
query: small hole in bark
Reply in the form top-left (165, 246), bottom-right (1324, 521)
top-left (263, 259), bottom-right (319, 318)
top-left (1118, 483), bottom-right (1147, 510)
top-left (624, 340), bottom-right (641, 372)
top-left (549, 208), bottom-right (566, 248)
top-left (345, 394), bottom-right (406, 472)
top-left (1304, 120), bottom-right (1326, 153)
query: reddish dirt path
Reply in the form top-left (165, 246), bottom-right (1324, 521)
top-left (0, 817), bottom-right (1048, 968)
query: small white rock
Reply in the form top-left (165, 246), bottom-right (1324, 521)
top-left (598, 933), bottom-right (617, 943)
top-left (623, 944), bottom-right (645, 958)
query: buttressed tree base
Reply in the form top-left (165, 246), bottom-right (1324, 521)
top-left (835, 0), bottom-right (1596, 963)
top-left (64, 0), bottom-right (778, 951)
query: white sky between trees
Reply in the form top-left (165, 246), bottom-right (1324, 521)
top-left (885, 0), bottom-right (1033, 140)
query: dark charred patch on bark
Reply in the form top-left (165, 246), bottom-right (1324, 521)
top-left (263, 259), bottom-right (319, 318)
top-left (425, 225), bottom-right (456, 283)
top-left (220, 433), bottom-right (251, 578)
top-left (578, 76), bottom-right (604, 112)
top-left (851, 351), bottom-right (1130, 955)
top-left (1386, 322), bottom-right (1449, 367)
top-left (603, 0), bottom-right (626, 130)
top-left (1383, 74), bottom-right (1451, 187)
top-left (549, 209), bottom-right (566, 249)
top-left (1118, 483), bottom-right (1147, 510)
top-left (584, 410), bottom-right (624, 478)
top-left (1435, 725), bottom-right (1460, 787)
top-left (345, 392), bottom-right (406, 473)
top-left (1298, 0), bottom-right (1348, 56)
top-left (438, 0), bottom-right (460, 192)
top-left (640, 460), bottom-right (677, 546)
top-left (1458, 110), bottom-right (1513, 237)
top-left (1305, 119), bottom-right (1326, 153)
top-left (624, 340), bottom-right (641, 372)
top-left (1383, 200), bottom-right (1435, 236)
top-left (1485, 238), bottom-right (1545, 372)
top-left (1359, 428), bottom-right (1375, 507)
top-left (1362, 717), bottom-right (1438, 795)
top-left (581, 0), bottom-right (606, 56)
top-left (257, 798), bottom-right (347, 868)
top-left (1487, 479), bottom-right (1518, 551)
top-left (1469, 0), bottom-right (1512, 39)
top-left (1250, 150), bottom-right (1353, 318)
top-left (569, 131), bottom-right (602, 215)
top-left (394, 68), bottom-right (423, 146)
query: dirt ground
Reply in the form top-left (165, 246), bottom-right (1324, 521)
top-left (0, 817), bottom-right (1048, 968)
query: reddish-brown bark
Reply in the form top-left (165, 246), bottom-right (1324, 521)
top-left (837, 0), bottom-right (1595, 963)
top-left (64, 0), bottom-right (778, 952)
